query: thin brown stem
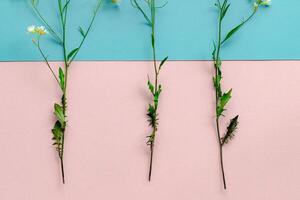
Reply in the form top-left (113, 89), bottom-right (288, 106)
top-left (60, 156), bottom-right (65, 184)
top-left (36, 39), bottom-right (61, 87)
top-left (216, 116), bottom-right (227, 189)
top-left (148, 141), bottom-right (154, 181)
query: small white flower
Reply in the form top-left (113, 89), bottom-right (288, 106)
top-left (27, 25), bottom-right (48, 35)
top-left (27, 25), bottom-right (36, 33)
top-left (36, 26), bottom-right (48, 35)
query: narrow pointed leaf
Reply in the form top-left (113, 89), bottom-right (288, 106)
top-left (67, 48), bottom-right (79, 61)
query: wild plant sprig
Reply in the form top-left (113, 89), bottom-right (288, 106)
top-left (131, 0), bottom-right (168, 181)
top-left (28, 0), bottom-right (102, 184)
top-left (212, 0), bottom-right (270, 190)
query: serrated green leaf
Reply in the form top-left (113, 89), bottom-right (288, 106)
top-left (54, 103), bottom-right (65, 127)
top-left (67, 48), bottom-right (79, 61)
top-left (52, 122), bottom-right (62, 139)
top-left (221, 115), bottom-right (239, 145)
top-left (147, 104), bottom-right (158, 128)
top-left (217, 89), bottom-right (232, 117)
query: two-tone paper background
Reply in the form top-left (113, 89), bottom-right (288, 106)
top-left (0, 1), bottom-right (300, 199)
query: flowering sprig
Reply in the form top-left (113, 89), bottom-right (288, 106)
top-left (28, 0), bottom-right (102, 184)
top-left (131, 0), bottom-right (168, 181)
top-left (212, 0), bottom-right (270, 190)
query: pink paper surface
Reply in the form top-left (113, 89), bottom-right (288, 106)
top-left (0, 61), bottom-right (299, 199)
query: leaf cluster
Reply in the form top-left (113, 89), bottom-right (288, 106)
top-left (146, 78), bottom-right (161, 129)
top-left (52, 99), bottom-right (66, 156)
top-left (221, 115), bottom-right (239, 145)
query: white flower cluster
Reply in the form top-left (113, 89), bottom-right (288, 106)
top-left (254, 0), bottom-right (272, 11)
top-left (27, 25), bottom-right (48, 35)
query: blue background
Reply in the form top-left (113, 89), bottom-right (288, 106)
top-left (0, 0), bottom-right (299, 61)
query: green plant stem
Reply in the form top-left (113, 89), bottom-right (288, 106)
top-left (36, 39), bottom-right (61, 86)
top-left (214, 4), bottom-right (227, 189)
top-left (148, 0), bottom-right (159, 182)
top-left (58, 0), bottom-right (69, 184)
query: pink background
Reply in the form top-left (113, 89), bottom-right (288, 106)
top-left (0, 61), bottom-right (299, 199)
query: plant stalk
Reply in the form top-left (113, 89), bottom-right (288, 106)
top-left (58, 0), bottom-right (69, 184)
top-left (59, 156), bottom-right (65, 184)
top-left (215, 3), bottom-right (227, 190)
top-left (148, 0), bottom-right (159, 182)
top-left (148, 140), bottom-right (154, 181)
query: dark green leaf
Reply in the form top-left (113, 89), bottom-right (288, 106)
top-left (54, 103), bottom-right (65, 127)
top-left (159, 56), bottom-right (168, 71)
top-left (62, 0), bottom-right (71, 13)
top-left (58, 67), bottom-right (65, 90)
top-left (217, 89), bottom-right (232, 117)
top-left (151, 34), bottom-right (155, 48)
top-left (147, 104), bottom-right (158, 128)
top-left (221, 4), bottom-right (230, 21)
top-left (222, 22), bottom-right (244, 45)
top-left (221, 115), bottom-right (239, 145)
top-left (67, 48), bottom-right (79, 61)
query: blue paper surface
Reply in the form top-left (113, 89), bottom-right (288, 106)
top-left (0, 0), bottom-right (299, 61)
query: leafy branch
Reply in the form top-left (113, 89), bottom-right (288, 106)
top-left (212, 0), bottom-right (270, 190)
top-left (28, 0), bottom-right (102, 184)
top-left (132, 0), bottom-right (168, 181)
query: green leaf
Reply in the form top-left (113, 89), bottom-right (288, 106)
top-left (58, 67), bottom-right (65, 90)
top-left (154, 85), bottom-right (162, 107)
top-left (212, 42), bottom-right (217, 60)
top-left (52, 121), bottom-right (63, 140)
top-left (51, 121), bottom-right (64, 152)
top-left (221, 115), bottom-right (239, 145)
top-left (213, 74), bottom-right (223, 98)
top-left (67, 48), bottom-right (79, 61)
top-left (221, 3), bottom-right (230, 21)
top-left (213, 74), bottom-right (222, 90)
top-left (217, 89), bottom-right (232, 117)
top-left (151, 34), bottom-right (155, 48)
top-left (159, 56), bottom-right (168, 71)
top-left (147, 104), bottom-right (158, 128)
top-left (78, 26), bottom-right (85, 37)
top-left (54, 103), bottom-right (65, 127)
top-left (222, 22), bottom-right (244, 45)
top-left (147, 77), bottom-right (154, 95)
top-left (62, 0), bottom-right (71, 13)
